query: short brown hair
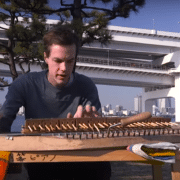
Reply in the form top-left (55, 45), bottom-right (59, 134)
top-left (43, 26), bottom-right (79, 72)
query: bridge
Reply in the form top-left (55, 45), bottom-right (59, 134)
top-left (0, 22), bottom-right (180, 121)
top-left (0, 56), bottom-right (174, 88)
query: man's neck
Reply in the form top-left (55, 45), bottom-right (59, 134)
top-left (46, 71), bottom-right (74, 88)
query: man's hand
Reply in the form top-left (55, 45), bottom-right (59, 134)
top-left (67, 105), bottom-right (100, 118)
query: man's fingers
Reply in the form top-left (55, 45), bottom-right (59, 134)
top-left (73, 105), bottom-right (101, 118)
top-left (74, 105), bottom-right (84, 118)
top-left (85, 104), bottom-right (92, 113)
top-left (83, 104), bottom-right (93, 117)
top-left (67, 112), bottom-right (73, 118)
top-left (92, 106), bottom-right (100, 117)
top-left (84, 105), bottom-right (100, 118)
top-left (92, 106), bottom-right (97, 112)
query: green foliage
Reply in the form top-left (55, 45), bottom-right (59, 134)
top-left (0, 0), bottom-right (48, 82)
top-left (62, 10), bottom-right (71, 19)
top-left (112, 0), bottom-right (145, 18)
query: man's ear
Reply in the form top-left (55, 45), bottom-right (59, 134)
top-left (44, 52), bottom-right (48, 63)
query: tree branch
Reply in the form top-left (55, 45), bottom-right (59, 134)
top-left (0, 25), bottom-right (8, 30)
top-left (81, 10), bottom-right (89, 18)
top-left (0, 77), bottom-right (11, 88)
top-left (0, 59), bottom-right (10, 66)
top-left (18, 60), bottom-right (31, 74)
top-left (0, 83), bottom-right (11, 87)
top-left (61, 0), bottom-right (74, 7)
top-left (82, 6), bottom-right (112, 14)
top-left (0, 43), bottom-right (11, 53)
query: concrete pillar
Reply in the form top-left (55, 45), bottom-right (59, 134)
top-left (145, 99), bottom-right (156, 114)
top-left (142, 88), bottom-right (155, 113)
top-left (142, 88), bottom-right (147, 112)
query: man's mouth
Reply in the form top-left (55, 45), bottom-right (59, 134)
top-left (56, 74), bottom-right (67, 79)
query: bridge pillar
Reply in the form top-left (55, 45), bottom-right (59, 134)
top-left (142, 89), bottom-right (156, 114)
top-left (144, 99), bottom-right (156, 114)
top-left (152, 50), bottom-right (180, 70)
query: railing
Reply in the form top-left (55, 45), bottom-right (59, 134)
top-left (77, 56), bottom-right (174, 70)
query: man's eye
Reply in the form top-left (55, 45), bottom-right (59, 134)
top-left (54, 60), bottom-right (62, 63)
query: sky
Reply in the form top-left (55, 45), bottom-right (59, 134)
top-left (0, 0), bottom-right (180, 110)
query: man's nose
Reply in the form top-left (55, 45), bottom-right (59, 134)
top-left (60, 62), bottom-right (67, 71)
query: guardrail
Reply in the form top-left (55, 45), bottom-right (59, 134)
top-left (77, 56), bottom-right (174, 70)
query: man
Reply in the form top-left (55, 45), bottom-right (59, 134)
top-left (0, 26), bottom-right (111, 180)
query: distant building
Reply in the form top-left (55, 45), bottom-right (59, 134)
top-left (129, 110), bottom-right (138, 116)
top-left (152, 105), bottom-right (159, 115)
top-left (106, 104), bottom-right (112, 112)
top-left (109, 109), bottom-right (116, 116)
top-left (102, 111), bottom-right (109, 116)
top-left (134, 95), bottom-right (142, 113)
top-left (158, 98), bottom-right (171, 113)
top-left (121, 109), bottom-right (130, 116)
top-left (102, 106), bottom-right (107, 112)
top-left (167, 107), bottom-right (175, 115)
top-left (115, 105), bottom-right (123, 112)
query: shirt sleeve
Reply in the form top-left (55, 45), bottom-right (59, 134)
top-left (80, 76), bottom-right (102, 115)
top-left (0, 76), bottom-right (26, 133)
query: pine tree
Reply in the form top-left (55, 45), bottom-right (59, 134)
top-left (0, 0), bottom-right (48, 87)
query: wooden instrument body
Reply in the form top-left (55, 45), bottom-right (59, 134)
top-left (1, 132), bottom-right (180, 180)
top-left (0, 133), bottom-right (180, 163)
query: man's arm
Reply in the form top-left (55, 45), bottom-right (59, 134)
top-left (67, 74), bottom-right (102, 118)
top-left (0, 77), bottom-right (26, 133)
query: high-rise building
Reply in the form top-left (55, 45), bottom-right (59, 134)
top-left (102, 106), bottom-right (107, 112)
top-left (152, 105), bottom-right (159, 115)
top-left (134, 95), bottom-right (142, 113)
top-left (115, 105), bottom-right (123, 112)
top-left (158, 98), bottom-right (171, 113)
top-left (106, 104), bottom-right (112, 112)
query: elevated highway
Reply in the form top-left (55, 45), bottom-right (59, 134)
top-left (0, 57), bottom-right (174, 89)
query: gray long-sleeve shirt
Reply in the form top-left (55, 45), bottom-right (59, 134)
top-left (0, 70), bottom-right (101, 132)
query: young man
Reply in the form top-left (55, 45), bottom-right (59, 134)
top-left (0, 26), bottom-right (111, 180)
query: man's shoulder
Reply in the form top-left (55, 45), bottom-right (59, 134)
top-left (11, 71), bottom-right (46, 88)
top-left (16, 71), bottom-right (46, 82)
top-left (74, 73), bottom-right (94, 85)
top-left (23, 70), bottom-right (46, 78)
top-left (73, 73), bottom-right (97, 92)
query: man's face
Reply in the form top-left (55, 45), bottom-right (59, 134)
top-left (44, 44), bottom-right (76, 88)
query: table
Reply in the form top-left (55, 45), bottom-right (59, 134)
top-left (1, 133), bottom-right (180, 180)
